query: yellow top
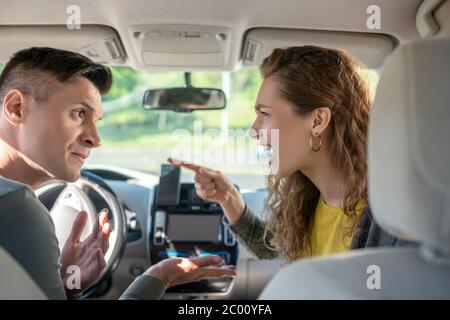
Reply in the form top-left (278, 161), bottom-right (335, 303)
top-left (300, 196), bottom-right (366, 258)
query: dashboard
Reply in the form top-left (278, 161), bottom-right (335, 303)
top-left (83, 165), bottom-right (283, 300)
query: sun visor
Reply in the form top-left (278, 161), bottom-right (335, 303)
top-left (242, 28), bottom-right (396, 69)
top-left (0, 25), bottom-right (126, 64)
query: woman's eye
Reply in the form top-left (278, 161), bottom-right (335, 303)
top-left (260, 111), bottom-right (270, 118)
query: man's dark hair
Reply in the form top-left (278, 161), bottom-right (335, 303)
top-left (0, 47), bottom-right (113, 102)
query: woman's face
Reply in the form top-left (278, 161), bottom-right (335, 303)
top-left (251, 76), bottom-right (316, 178)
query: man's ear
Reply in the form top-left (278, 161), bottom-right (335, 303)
top-left (310, 107), bottom-right (332, 136)
top-left (2, 90), bottom-right (27, 127)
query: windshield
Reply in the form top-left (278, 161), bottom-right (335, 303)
top-left (88, 67), bottom-right (267, 189)
top-left (0, 63), bottom-right (379, 190)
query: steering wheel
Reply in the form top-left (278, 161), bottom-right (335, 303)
top-left (35, 174), bottom-right (126, 295)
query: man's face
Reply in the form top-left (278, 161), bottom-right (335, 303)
top-left (19, 77), bottom-right (102, 182)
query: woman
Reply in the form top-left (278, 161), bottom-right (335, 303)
top-left (170, 45), bottom-right (411, 263)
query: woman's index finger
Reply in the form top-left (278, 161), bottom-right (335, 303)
top-left (167, 157), bottom-right (202, 173)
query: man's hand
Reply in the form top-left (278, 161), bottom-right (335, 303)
top-left (144, 255), bottom-right (236, 288)
top-left (168, 157), bottom-right (246, 224)
top-left (60, 209), bottom-right (111, 297)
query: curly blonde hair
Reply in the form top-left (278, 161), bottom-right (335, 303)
top-left (260, 46), bottom-right (373, 263)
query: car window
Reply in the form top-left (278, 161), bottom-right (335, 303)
top-left (90, 67), bottom-right (266, 189)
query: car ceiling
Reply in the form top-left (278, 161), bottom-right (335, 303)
top-left (0, 0), bottom-right (447, 71)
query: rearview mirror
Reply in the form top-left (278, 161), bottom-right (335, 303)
top-left (142, 87), bottom-right (226, 112)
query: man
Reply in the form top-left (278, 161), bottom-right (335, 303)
top-left (0, 47), bottom-right (235, 300)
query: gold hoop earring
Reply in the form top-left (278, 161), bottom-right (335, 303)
top-left (310, 134), bottom-right (322, 152)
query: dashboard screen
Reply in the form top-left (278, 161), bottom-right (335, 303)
top-left (167, 214), bottom-right (222, 242)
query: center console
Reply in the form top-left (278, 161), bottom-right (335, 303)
top-left (149, 164), bottom-right (238, 296)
